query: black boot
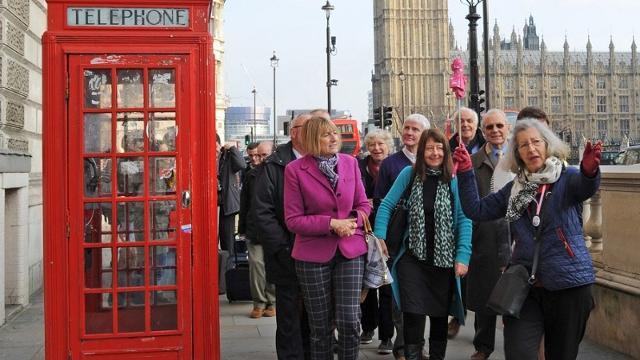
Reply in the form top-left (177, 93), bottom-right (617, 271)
top-left (428, 339), bottom-right (447, 360)
top-left (405, 343), bottom-right (424, 360)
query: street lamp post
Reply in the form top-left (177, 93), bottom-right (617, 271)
top-left (398, 70), bottom-right (406, 123)
top-left (322, 1), bottom-right (337, 115)
top-left (462, 0), bottom-right (483, 117)
top-left (252, 87), bottom-right (257, 142)
top-left (270, 51), bottom-right (279, 144)
top-left (482, 0), bottom-right (490, 110)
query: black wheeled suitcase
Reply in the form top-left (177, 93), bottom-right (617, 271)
top-left (225, 239), bottom-right (251, 302)
top-left (218, 250), bottom-right (229, 295)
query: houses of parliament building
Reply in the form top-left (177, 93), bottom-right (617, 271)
top-left (372, 1), bottom-right (640, 145)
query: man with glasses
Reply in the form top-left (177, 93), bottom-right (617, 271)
top-left (239, 141), bottom-right (275, 318)
top-left (466, 109), bottom-right (512, 360)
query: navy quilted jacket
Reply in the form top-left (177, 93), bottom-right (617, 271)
top-left (457, 166), bottom-right (600, 291)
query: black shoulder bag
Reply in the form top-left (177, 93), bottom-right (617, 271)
top-left (385, 175), bottom-right (414, 258)
top-left (486, 185), bottom-right (548, 319)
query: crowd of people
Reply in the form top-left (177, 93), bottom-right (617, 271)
top-left (216, 105), bottom-right (602, 360)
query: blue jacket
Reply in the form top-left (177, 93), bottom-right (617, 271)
top-left (374, 166), bottom-right (472, 319)
top-left (457, 167), bottom-right (600, 291)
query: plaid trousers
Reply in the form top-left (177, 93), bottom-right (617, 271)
top-left (296, 253), bottom-right (365, 360)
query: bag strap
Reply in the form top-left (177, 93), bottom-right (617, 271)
top-left (529, 185), bottom-right (548, 285)
top-left (357, 210), bottom-right (373, 234)
top-left (398, 170), bottom-right (414, 203)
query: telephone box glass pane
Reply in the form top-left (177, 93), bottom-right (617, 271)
top-left (84, 69), bottom-right (112, 109)
top-left (116, 202), bottom-right (144, 242)
top-left (151, 291), bottom-right (177, 331)
top-left (150, 157), bottom-right (176, 195)
top-left (84, 248), bottom-right (112, 289)
top-left (84, 203), bottom-right (113, 243)
top-left (116, 247), bottom-right (145, 287)
top-left (149, 69), bottom-right (175, 108)
top-left (84, 113), bottom-right (111, 153)
top-left (116, 112), bottom-right (145, 153)
top-left (117, 291), bottom-right (145, 333)
top-left (117, 158), bottom-right (145, 196)
top-left (150, 201), bottom-right (177, 241)
top-left (85, 293), bottom-right (113, 334)
top-left (149, 112), bottom-right (176, 151)
top-left (117, 69), bottom-right (144, 108)
top-left (84, 158), bottom-right (112, 198)
top-left (150, 246), bottom-right (176, 286)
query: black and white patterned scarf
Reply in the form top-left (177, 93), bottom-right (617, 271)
top-left (506, 156), bottom-right (563, 222)
top-left (407, 169), bottom-right (456, 267)
top-left (315, 154), bottom-right (339, 190)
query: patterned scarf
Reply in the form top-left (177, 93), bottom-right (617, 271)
top-left (506, 156), bottom-right (563, 222)
top-left (315, 154), bottom-right (339, 189)
top-left (406, 169), bottom-right (456, 268)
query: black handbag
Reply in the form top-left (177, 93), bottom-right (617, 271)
top-left (385, 177), bottom-right (413, 257)
top-left (486, 187), bottom-right (548, 318)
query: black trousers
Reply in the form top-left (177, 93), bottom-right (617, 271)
top-left (218, 212), bottom-right (236, 255)
top-left (360, 286), bottom-right (394, 341)
top-left (503, 284), bottom-right (594, 360)
top-left (473, 311), bottom-right (497, 355)
top-left (275, 282), bottom-right (310, 360)
top-left (403, 312), bottom-right (447, 344)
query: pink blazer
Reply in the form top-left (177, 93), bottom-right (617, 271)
top-left (284, 153), bottom-right (371, 263)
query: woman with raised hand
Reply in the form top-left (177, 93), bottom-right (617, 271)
top-left (452, 119), bottom-right (602, 360)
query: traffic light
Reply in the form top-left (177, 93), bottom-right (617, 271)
top-left (373, 107), bottom-right (382, 127)
top-left (383, 106), bottom-right (393, 127)
top-left (244, 134), bottom-right (251, 146)
top-left (478, 90), bottom-right (486, 113)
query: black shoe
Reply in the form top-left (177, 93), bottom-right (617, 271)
top-left (405, 343), bottom-right (423, 360)
top-left (360, 330), bottom-right (374, 344)
top-left (447, 318), bottom-right (460, 339)
top-left (378, 339), bottom-right (394, 354)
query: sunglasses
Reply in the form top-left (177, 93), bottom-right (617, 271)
top-left (485, 123), bottom-right (505, 130)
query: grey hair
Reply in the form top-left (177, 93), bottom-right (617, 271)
top-left (364, 129), bottom-right (394, 150)
top-left (502, 118), bottom-right (570, 173)
top-left (404, 113), bottom-right (431, 129)
top-left (452, 107), bottom-right (478, 125)
top-left (481, 109), bottom-right (507, 127)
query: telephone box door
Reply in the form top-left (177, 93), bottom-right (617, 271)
top-left (68, 54), bottom-right (193, 359)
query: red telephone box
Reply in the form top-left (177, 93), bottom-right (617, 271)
top-left (42, 1), bottom-right (220, 359)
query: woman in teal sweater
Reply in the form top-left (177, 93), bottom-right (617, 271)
top-left (374, 129), bottom-right (472, 360)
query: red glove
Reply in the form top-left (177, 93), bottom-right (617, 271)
top-left (453, 144), bottom-right (473, 173)
top-left (581, 140), bottom-right (602, 177)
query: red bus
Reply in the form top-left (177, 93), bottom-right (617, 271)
top-left (332, 118), bottom-right (361, 157)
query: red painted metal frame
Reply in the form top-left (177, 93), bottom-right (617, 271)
top-left (43, 1), bottom-right (219, 359)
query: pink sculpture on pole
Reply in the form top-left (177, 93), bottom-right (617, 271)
top-left (449, 57), bottom-right (467, 99)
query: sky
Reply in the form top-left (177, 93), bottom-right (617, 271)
top-left (223, 0), bottom-right (640, 131)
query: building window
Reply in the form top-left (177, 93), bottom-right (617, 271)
top-left (504, 97), bottom-right (515, 109)
top-left (597, 96), bottom-right (607, 113)
top-left (574, 96), bottom-right (585, 113)
top-left (550, 77), bottom-right (560, 89)
top-left (597, 119), bottom-right (607, 140)
top-left (620, 119), bottom-right (630, 136)
top-left (620, 96), bottom-right (630, 113)
top-left (503, 78), bottom-right (514, 90)
top-left (551, 96), bottom-right (561, 113)
top-left (575, 120), bottom-right (585, 142)
top-left (574, 77), bottom-right (584, 89)
top-left (619, 77), bottom-right (629, 89)
top-left (528, 97), bottom-right (538, 107)
top-left (596, 76), bottom-right (606, 89)
top-left (527, 78), bottom-right (538, 90)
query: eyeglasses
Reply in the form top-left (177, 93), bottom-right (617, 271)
top-left (291, 125), bottom-right (303, 130)
top-left (485, 123), bottom-right (505, 130)
top-left (518, 139), bottom-right (545, 150)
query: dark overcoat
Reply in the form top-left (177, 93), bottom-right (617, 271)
top-left (466, 145), bottom-right (511, 313)
top-left (218, 146), bottom-right (245, 216)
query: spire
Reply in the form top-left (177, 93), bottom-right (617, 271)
top-left (633, 36), bottom-right (637, 52)
top-left (493, 19), bottom-right (499, 34)
top-left (609, 36), bottom-right (615, 52)
top-left (564, 35), bottom-right (570, 52)
top-left (449, 18), bottom-right (456, 51)
top-left (587, 34), bottom-right (592, 52)
top-left (541, 36), bottom-right (546, 52)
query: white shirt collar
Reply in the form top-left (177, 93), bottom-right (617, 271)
top-left (292, 147), bottom-right (303, 159)
top-left (402, 147), bottom-right (416, 164)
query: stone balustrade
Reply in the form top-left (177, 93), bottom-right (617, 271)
top-left (583, 165), bottom-right (640, 358)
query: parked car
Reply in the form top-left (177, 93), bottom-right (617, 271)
top-left (615, 145), bottom-right (640, 165)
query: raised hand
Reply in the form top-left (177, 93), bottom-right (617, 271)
top-left (581, 140), bottom-right (602, 177)
top-left (452, 143), bottom-right (473, 173)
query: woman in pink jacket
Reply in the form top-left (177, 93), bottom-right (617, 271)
top-left (284, 116), bottom-right (371, 360)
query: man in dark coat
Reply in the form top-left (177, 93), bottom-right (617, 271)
top-left (253, 113), bottom-right (311, 360)
top-left (466, 109), bottom-right (512, 360)
top-left (217, 136), bottom-right (245, 255)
